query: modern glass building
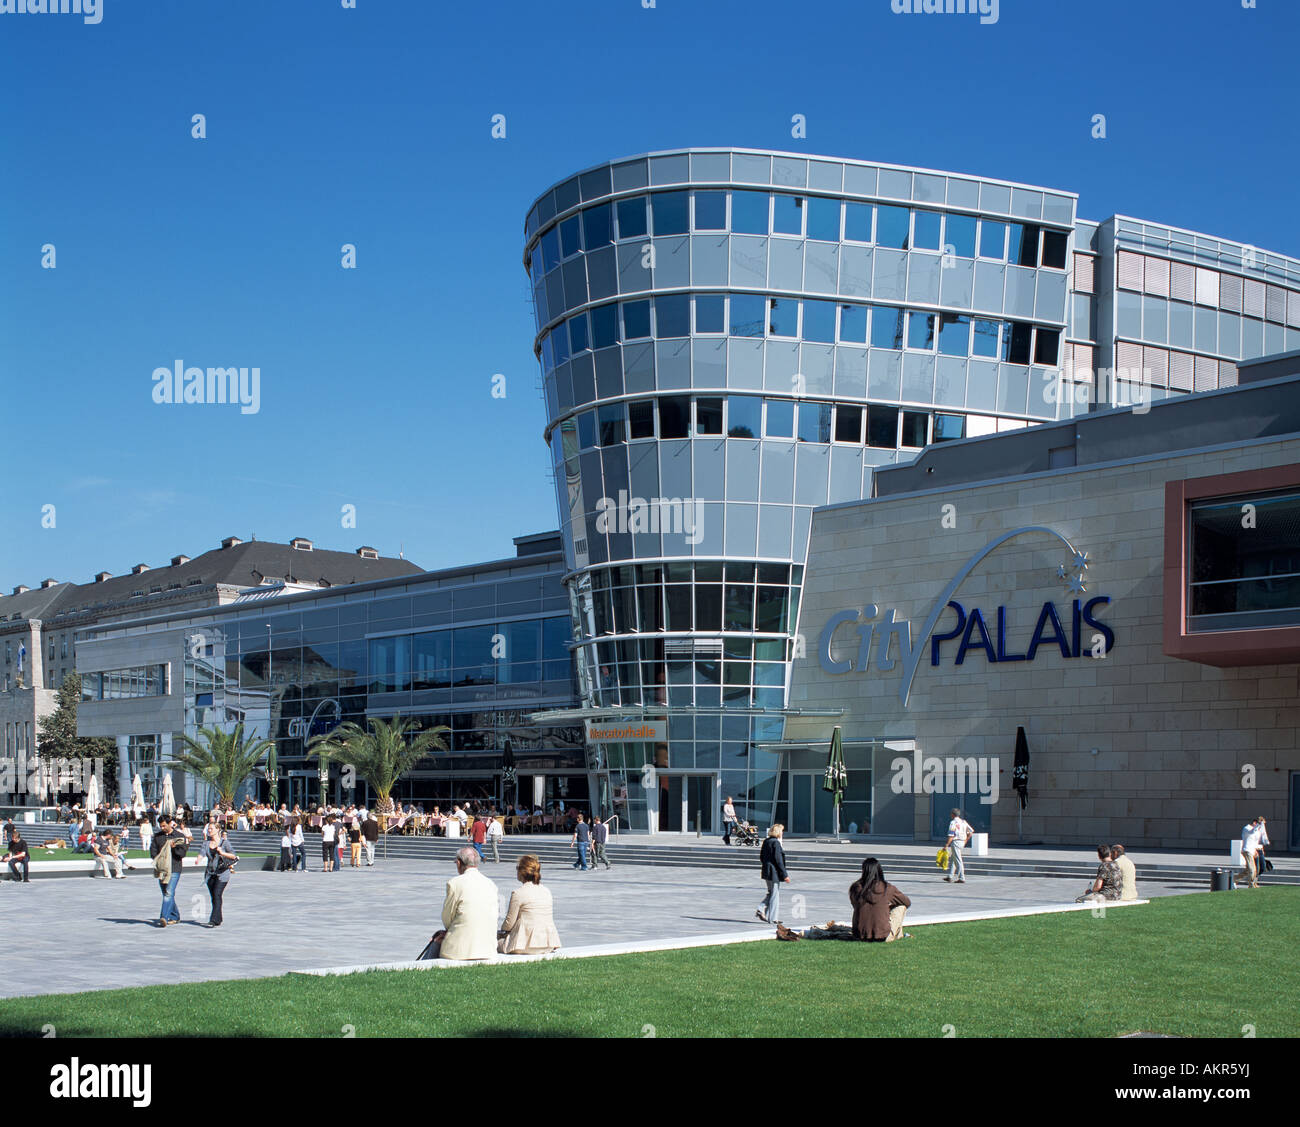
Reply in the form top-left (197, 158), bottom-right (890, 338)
top-left (522, 148), bottom-right (1300, 834)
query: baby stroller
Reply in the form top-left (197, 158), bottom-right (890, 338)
top-left (731, 820), bottom-right (761, 846)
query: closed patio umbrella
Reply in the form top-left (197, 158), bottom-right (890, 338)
top-left (85, 772), bottom-right (100, 826)
top-left (1012, 726), bottom-right (1030, 841)
top-left (159, 772), bottom-right (176, 818)
top-left (822, 726), bottom-right (848, 838)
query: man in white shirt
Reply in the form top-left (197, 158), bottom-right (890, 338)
top-left (430, 847), bottom-right (499, 960)
top-left (944, 808), bottom-right (973, 884)
top-left (1240, 817), bottom-right (1266, 888)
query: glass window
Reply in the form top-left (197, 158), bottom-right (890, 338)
top-left (1003, 322), bottom-right (1033, 365)
top-left (696, 397), bottom-right (723, 435)
top-left (695, 294), bottom-right (725, 333)
top-left (1009, 223), bottom-right (1040, 267)
top-left (768, 298), bottom-right (798, 338)
top-left (560, 215), bottom-right (582, 258)
top-left (1033, 327), bottom-right (1060, 366)
top-left (655, 294), bottom-right (690, 338)
top-left (617, 197), bottom-right (648, 240)
top-left (802, 299), bottom-right (837, 343)
top-left (599, 403), bottom-right (626, 446)
top-left (839, 303), bottom-right (867, 343)
top-left (413, 632), bottom-right (452, 689)
top-left (1040, 229), bottom-right (1068, 269)
top-left (724, 585), bottom-right (754, 632)
top-left (652, 191), bottom-right (689, 236)
top-left (765, 399), bottom-right (795, 438)
top-left (871, 306), bottom-right (905, 349)
top-left (972, 318), bottom-right (1000, 358)
top-left (772, 195), bottom-right (804, 235)
top-left (754, 587), bottom-right (788, 633)
top-left (834, 404), bottom-right (863, 443)
top-left (876, 205), bottom-right (910, 249)
top-left (552, 323), bottom-right (570, 366)
top-left (628, 400), bottom-right (655, 439)
top-left (907, 311), bottom-right (936, 350)
top-left (934, 413), bottom-right (965, 442)
top-left (694, 191), bottom-right (726, 230)
top-left (583, 203), bottom-right (612, 249)
top-left (540, 227), bottom-right (560, 272)
top-left (807, 197), bottom-right (841, 241)
top-left (945, 214), bottom-right (977, 258)
top-left (659, 396), bottom-right (691, 439)
top-left (727, 396), bottom-right (761, 438)
top-left (568, 312), bottom-right (589, 354)
top-left (591, 303), bottom-right (619, 349)
top-left (695, 584), bottom-right (723, 631)
top-left (844, 202), bottom-right (872, 243)
top-left (979, 220), bottom-right (1006, 260)
top-left (730, 294), bottom-right (766, 337)
top-left (1189, 491), bottom-right (1300, 630)
top-left (912, 209), bottom-right (942, 251)
top-left (797, 402), bottom-right (831, 443)
top-left (731, 190), bottom-right (770, 235)
top-left (622, 300), bottom-right (651, 340)
top-left (938, 312), bottom-right (971, 356)
top-left (901, 410), bottom-right (928, 447)
top-left (577, 410), bottom-right (597, 449)
top-left (867, 405), bottom-right (898, 447)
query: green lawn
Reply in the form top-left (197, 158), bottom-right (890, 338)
top-left (2, 889), bottom-right (1295, 1038)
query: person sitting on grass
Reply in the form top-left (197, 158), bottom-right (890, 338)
top-left (778, 857), bottom-right (912, 942)
top-left (1075, 844), bottom-right (1122, 903)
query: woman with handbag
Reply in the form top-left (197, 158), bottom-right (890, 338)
top-left (205, 829), bottom-right (238, 928)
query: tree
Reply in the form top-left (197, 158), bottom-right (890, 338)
top-left (36, 672), bottom-right (118, 800)
top-left (308, 714), bottom-right (449, 815)
top-left (169, 723), bottom-right (274, 808)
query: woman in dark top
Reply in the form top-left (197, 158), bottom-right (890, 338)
top-left (849, 858), bottom-right (912, 942)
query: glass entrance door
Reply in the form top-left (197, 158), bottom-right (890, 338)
top-left (789, 771), bottom-right (836, 835)
top-left (657, 774), bottom-right (715, 833)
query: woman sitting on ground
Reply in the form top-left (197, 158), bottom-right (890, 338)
top-left (498, 854), bottom-right (562, 954)
top-left (782, 857), bottom-right (911, 942)
top-left (1075, 844), bottom-right (1122, 903)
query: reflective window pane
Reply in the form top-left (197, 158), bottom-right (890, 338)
top-left (696, 397), bottom-right (723, 435)
top-left (583, 203), bottom-right (612, 248)
top-left (901, 410), bottom-right (928, 447)
top-left (577, 410), bottom-right (597, 448)
top-left (773, 194), bottom-right (804, 235)
top-left (907, 311), bottom-right (936, 350)
top-left (1004, 322), bottom-right (1033, 364)
top-left (727, 395), bottom-right (761, 438)
top-left (628, 400), bottom-right (655, 439)
top-left (938, 312), bottom-right (970, 357)
top-left (652, 191), bottom-right (689, 236)
top-left (695, 294), bottom-right (725, 333)
top-left (972, 318), bottom-right (1000, 358)
top-left (945, 214), bottom-right (977, 258)
top-left (876, 205), bottom-right (911, 249)
top-left (871, 306), bottom-right (905, 349)
top-left (568, 312), bottom-right (590, 354)
top-left (912, 209), bottom-right (942, 251)
top-left (731, 190), bottom-right (770, 234)
top-left (839, 303), bottom-right (867, 343)
top-left (541, 227), bottom-right (560, 272)
top-left (591, 303), bottom-right (619, 349)
top-left (844, 202), bottom-right (872, 243)
top-left (694, 191), bottom-right (727, 231)
top-left (622, 300), bottom-right (652, 340)
top-left (553, 323), bottom-right (571, 365)
top-left (802, 299), bottom-right (837, 343)
top-left (1033, 327), bottom-right (1060, 366)
top-left (1041, 229), bottom-right (1068, 269)
top-left (560, 215), bottom-right (582, 258)
top-left (1009, 222), bottom-right (1040, 267)
top-left (979, 220), bottom-right (1006, 260)
top-left (599, 403), bottom-right (626, 446)
top-left (730, 294), bottom-right (766, 337)
top-left (797, 402), bottom-right (831, 443)
top-left (867, 405), bottom-right (898, 447)
top-left (765, 399), bottom-right (795, 438)
top-left (768, 298), bottom-right (798, 338)
top-left (659, 396), bottom-right (690, 439)
top-left (934, 412), bottom-right (965, 442)
top-left (617, 197), bottom-right (648, 240)
top-left (655, 294), bottom-right (690, 338)
top-left (807, 197), bottom-right (841, 241)
top-left (834, 404), bottom-right (863, 443)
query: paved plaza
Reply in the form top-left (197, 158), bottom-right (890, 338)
top-left (0, 855), bottom-right (1197, 999)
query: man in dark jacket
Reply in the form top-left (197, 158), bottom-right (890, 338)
top-left (360, 813), bottom-right (379, 867)
top-left (756, 823), bottom-right (789, 923)
top-left (150, 814), bottom-right (191, 927)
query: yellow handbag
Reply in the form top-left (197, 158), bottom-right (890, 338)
top-left (936, 848), bottom-right (950, 869)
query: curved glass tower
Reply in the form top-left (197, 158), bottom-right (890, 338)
top-left (523, 148), bottom-right (1300, 833)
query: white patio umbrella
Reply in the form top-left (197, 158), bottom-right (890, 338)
top-left (131, 774), bottom-right (145, 811)
top-left (85, 772), bottom-right (100, 827)
top-left (159, 773), bottom-right (176, 817)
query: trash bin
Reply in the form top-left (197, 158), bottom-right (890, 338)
top-left (1211, 868), bottom-right (1235, 892)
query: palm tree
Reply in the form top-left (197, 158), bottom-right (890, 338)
top-left (169, 723), bottom-right (275, 808)
top-left (307, 714), bottom-right (449, 816)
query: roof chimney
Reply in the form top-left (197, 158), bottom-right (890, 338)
top-left (171, 554), bottom-right (190, 567)
top-left (131, 563), bottom-right (150, 575)
top-left (11, 585), bottom-right (29, 595)
top-left (356, 546), bottom-right (379, 559)
top-left (94, 571), bottom-right (111, 583)
top-left (290, 537), bottom-right (313, 551)
top-left (40, 578), bottom-right (58, 589)
top-left (221, 536), bottom-right (242, 549)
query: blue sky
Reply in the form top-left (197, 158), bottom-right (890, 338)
top-left (1, 0), bottom-right (1295, 589)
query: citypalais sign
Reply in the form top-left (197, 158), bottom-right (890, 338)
top-left (816, 527), bottom-right (1116, 708)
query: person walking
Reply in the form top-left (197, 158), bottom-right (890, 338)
top-left (204, 827), bottom-right (238, 927)
top-left (360, 812), bottom-right (378, 867)
top-left (320, 814), bottom-right (338, 873)
top-left (591, 815), bottom-right (612, 869)
top-left (347, 818), bottom-right (362, 868)
top-left (150, 814), bottom-right (192, 927)
top-left (570, 812), bottom-right (591, 871)
top-left (943, 808), bottom-right (973, 884)
top-left (469, 814), bottom-right (487, 862)
top-left (722, 795), bottom-right (738, 845)
top-left (486, 813), bottom-right (504, 863)
top-left (1239, 816), bottom-right (1267, 888)
top-left (291, 818), bottom-right (308, 871)
top-left (756, 823), bottom-right (789, 923)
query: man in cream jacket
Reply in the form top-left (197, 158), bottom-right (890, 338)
top-left (432, 847), bottom-right (499, 960)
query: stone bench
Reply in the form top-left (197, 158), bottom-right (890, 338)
top-left (14, 854), bottom-right (276, 879)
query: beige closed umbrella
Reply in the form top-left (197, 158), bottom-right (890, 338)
top-left (85, 772), bottom-right (101, 827)
top-left (160, 773), bottom-right (176, 818)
